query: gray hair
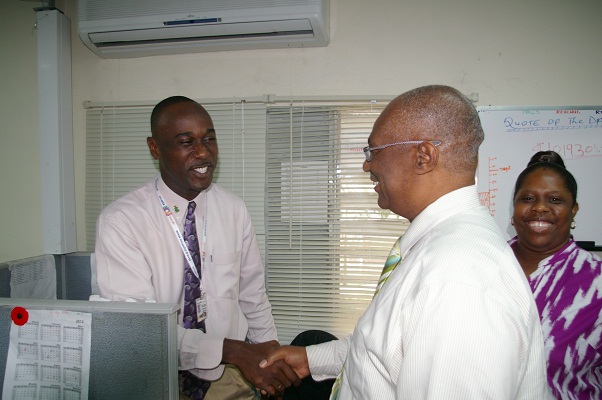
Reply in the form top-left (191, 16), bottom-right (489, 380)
top-left (394, 85), bottom-right (484, 174)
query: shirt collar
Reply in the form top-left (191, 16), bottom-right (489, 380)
top-left (156, 175), bottom-right (212, 220)
top-left (399, 185), bottom-right (480, 258)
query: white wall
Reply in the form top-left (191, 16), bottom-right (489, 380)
top-left (0, 2), bottom-right (42, 262)
top-left (1, 0), bottom-right (601, 261)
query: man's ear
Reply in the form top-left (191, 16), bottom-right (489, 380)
top-left (147, 137), bottom-right (160, 160)
top-left (415, 141), bottom-right (438, 175)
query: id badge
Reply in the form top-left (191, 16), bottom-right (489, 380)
top-left (195, 293), bottom-right (208, 323)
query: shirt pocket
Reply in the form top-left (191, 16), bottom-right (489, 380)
top-left (207, 250), bottom-right (241, 300)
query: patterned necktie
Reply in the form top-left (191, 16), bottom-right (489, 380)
top-left (374, 235), bottom-right (403, 296)
top-left (183, 201), bottom-right (206, 332)
top-left (181, 201), bottom-right (210, 399)
top-left (329, 366), bottom-right (344, 400)
top-left (329, 236), bottom-right (403, 400)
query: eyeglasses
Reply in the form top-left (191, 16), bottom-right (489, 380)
top-left (363, 140), bottom-right (442, 162)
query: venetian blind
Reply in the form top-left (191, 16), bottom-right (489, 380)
top-left (265, 103), bottom-right (410, 344)
top-left (84, 101), bottom-right (267, 257)
top-left (85, 98), bottom-right (411, 345)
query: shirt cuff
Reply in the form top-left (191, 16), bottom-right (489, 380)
top-left (177, 325), bottom-right (225, 381)
top-left (306, 337), bottom-right (349, 381)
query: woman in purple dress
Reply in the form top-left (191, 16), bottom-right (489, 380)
top-left (509, 151), bottom-right (602, 399)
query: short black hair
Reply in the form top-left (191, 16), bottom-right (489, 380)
top-left (150, 96), bottom-right (197, 135)
top-left (513, 151), bottom-right (577, 203)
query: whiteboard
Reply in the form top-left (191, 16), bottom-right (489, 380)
top-left (476, 106), bottom-right (602, 246)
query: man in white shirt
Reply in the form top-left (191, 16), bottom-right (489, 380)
top-left (94, 96), bottom-right (298, 399)
top-left (260, 85), bottom-right (551, 399)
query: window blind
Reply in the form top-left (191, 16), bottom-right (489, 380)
top-left (85, 97), bottom-right (410, 345)
top-left (265, 103), bottom-right (409, 344)
top-left (85, 106), bottom-right (158, 250)
top-left (84, 101), bottom-right (267, 257)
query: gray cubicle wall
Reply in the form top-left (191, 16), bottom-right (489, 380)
top-left (0, 299), bottom-right (179, 399)
top-left (0, 267), bottom-right (10, 298)
top-left (0, 253), bottom-right (92, 300)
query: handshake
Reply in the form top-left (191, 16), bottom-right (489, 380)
top-left (224, 339), bottom-right (310, 398)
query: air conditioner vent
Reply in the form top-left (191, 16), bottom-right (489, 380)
top-left (77, 0), bottom-right (330, 58)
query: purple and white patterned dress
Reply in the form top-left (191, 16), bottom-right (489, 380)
top-left (509, 237), bottom-right (602, 399)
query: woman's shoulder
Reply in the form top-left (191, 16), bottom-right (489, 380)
top-left (542, 241), bottom-right (602, 295)
top-left (558, 240), bottom-right (602, 268)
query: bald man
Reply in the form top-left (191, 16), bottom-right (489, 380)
top-left (261, 85), bottom-right (551, 399)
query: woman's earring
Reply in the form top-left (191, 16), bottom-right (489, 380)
top-left (510, 217), bottom-right (514, 226)
top-left (571, 220), bottom-right (576, 229)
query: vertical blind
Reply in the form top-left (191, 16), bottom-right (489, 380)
top-left (85, 98), bottom-right (410, 345)
top-left (265, 103), bottom-right (409, 343)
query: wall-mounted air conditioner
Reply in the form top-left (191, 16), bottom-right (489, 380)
top-left (77, 0), bottom-right (330, 58)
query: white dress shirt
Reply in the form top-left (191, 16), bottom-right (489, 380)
top-left (307, 186), bottom-right (551, 399)
top-left (94, 176), bottom-right (277, 381)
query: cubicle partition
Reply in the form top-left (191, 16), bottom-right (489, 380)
top-left (0, 253), bottom-right (93, 300)
top-left (0, 299), bottom-right (179, 399)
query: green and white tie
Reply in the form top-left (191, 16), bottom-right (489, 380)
top-left (374, 235), bottom-right (402, 296)
top-left (329, 236), bottom-right (403, 400)
top-left (329, 366), bottom-right (344, 400)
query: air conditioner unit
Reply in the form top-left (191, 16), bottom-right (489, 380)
top-left (77, 0), bottom-right (330, 58)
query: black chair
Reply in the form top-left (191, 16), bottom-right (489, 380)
top-left (283, 330), bottom-right (338, 400)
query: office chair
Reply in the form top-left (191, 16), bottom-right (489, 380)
top-left (282, 330), bottom-right (338, 400)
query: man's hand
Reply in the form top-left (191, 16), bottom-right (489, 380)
top-left (259, 345), bottom-right (310, 381)
top-left (222, 339), bottom-right (301, 396)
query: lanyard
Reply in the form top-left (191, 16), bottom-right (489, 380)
top-left (155, 178), bottom-right (208, 282)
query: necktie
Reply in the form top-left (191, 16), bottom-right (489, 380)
top-left (374, 235), bottom-right (402, 296)
top-left (329, 236), bottom-right (403, 400)
top-left (183, 201), bottom-right (206, 332)
top-left (181, 201), bottom-right (210, 399)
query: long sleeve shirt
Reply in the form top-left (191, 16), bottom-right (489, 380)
top-left (94, 177), bottom-right (277, 381)
top-left (307, 185), bottom-right (551, 399)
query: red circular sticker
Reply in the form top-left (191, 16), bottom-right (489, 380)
top-left (11, 306), bottom-right (29, 326)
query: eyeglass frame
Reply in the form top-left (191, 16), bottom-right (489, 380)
top-left (363, 140), bottom-right (442, 162)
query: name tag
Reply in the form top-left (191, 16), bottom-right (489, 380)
top-left (196, 294), bottom-right (208, 323)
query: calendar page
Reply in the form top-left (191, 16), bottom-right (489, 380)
top-left (2, 309), bottom-right (91, 400)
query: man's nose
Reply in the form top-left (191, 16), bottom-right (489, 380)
top-left (362, 159), bottom-right (370, 172)
top-left (192, 142), bottom-right (209, 157)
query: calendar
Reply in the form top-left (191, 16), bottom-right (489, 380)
top-left (2, 310), bottom-right (91, 400)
